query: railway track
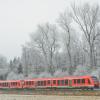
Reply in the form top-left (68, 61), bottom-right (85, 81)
top-left (0, 88), bottom-right (100, 96)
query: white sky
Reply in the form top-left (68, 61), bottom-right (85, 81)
top-left (0, 0), bottom-right (99, 60)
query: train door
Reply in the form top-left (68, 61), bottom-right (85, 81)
top-left (47, 80), bottom-right (51, 87)
top-left (69, 80), bottom-right (72, 87)
top-left (21, 80), bottom-right (25, 88)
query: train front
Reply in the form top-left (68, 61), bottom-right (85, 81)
top-left (91, 76), bottom-right (99, 88)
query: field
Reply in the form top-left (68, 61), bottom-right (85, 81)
top-left (0, 95), bottom-right (100, 100)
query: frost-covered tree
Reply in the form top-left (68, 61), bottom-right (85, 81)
top-left (0, 55), bottom-right (8, 79)
top-left (7, 71), bottom-right (24, 80)
top-left (71, 3), bottom-right (100, 68)
top-left (30, 23), bottom-right (59, 75)
top-left (18, 63), bottom-right (23, 74)
top-left (73, 65), bottom-right (90, 76)
top-left (58, 11), bottom-right (73, 75)
top-left (22, 45), bottom-right (45, 76)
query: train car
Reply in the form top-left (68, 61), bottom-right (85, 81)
top-left (33, 76), bottom-right (97, 90)
top-left (0, 80), bottom-right (22, 88)
top-left (68, 76), bottom-right (94, 90)
top-left (52, 76), bottom-right (94, 89)
top-left (0, 80), bottom-right (10, 88)
top-left (0, 80), bottom-right (23, 89)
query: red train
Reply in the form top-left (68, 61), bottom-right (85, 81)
top-left (0, 75), bottom-right (99, 90)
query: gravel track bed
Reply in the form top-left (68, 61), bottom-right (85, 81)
top-left (0, 89), bottom-right (100, 96)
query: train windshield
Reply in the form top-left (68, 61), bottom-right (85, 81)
top-left (91, 76), bottom-right (99, 82)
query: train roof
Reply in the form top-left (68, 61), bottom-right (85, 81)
top-left (29, 75), bottom-right (92, 81)
top-left (0, 75), bottom-right (93, 82)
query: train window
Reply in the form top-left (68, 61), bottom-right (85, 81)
top-left (82, 79), bottom-right (85, 83)
top-left (38, 81), bottom-right (39, 86)
top-left (15, 82), bottom-right (17, 85)
top-left (27, 82), bottom-right (29, 85)
top-left (5, 83), bottom-right (8, 86)
top-left (48, 80), bottom-right (50, 84)
top-left (37, 81), bottom-right (40, 86)
top-left (91, 76), bottom-right (99, 82)
top-left (37, 81), bottom-right (43, 86)
top-left (6, 83), bottom-right (7, 86)
top-left (26, 81), bottom-right (28, 85)
top-left (13, 82), bottom-right (17, 86)
top-left (7, 83), bottom-right (9, 86)
top-left (61, 80), bottom-right (64, 85)
top-left (28, 81), bottom-right (29, 85)
top-left (1, 83), bottom-right (2, 86)
top-left (53, 80), bottom-right (56, 84)
top-left (32, 81), bottom-right (34, 84)
top-left (39, 81), bottom-right (41, 86)
top-left (28, 81), bottom-right (30, 85)
top-left (88, 79), bottom-right (91, 84)
top-left (26, 81), bottom-right (31, 85)
top-left (65, 80), bottom-right (68, 85)
top-left (31, 81), bottom-right (34, 85)
top-left (44, 81), bottom-right (46, 86)
top-left (2, 83), bottom-right (4, 86)
top-left (41, 81), bottom-right (43, 86)
top-left (29, 81), bottom-right (31, 85)
top-left (1, 83), bottom-right (3, 86)
top-left (58, 80), bottom-right (60, 85)
top-left (4, 83), bottom-right (6, 86)
top-left (77, 79), bottom-right (81, 84)
top-left (6, 83), bottom-right (8, 86)
top-left (74, 80), bottom-right (77, 84)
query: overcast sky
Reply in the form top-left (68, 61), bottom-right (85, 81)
top-left (0, 0), bottom-right (99, 60)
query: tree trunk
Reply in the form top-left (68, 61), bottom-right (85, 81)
top-left (90, 46), bottom-right (94, 68)
top-left (67, 46), bottom-right (73, 75)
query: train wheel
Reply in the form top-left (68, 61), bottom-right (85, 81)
top-left (91, 88), bottom-right (94, 90)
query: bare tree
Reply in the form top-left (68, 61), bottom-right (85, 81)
top-left (71, 3), bottom-right (100, 68)
top-left (30, 23), bottom-right (59, 75)
top-left (58, 11), bottom-right (74, 75)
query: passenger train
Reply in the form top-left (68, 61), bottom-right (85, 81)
top-left (0, 76), bottom-right (99, 90)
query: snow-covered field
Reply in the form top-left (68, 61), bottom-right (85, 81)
top-left (0, 95), bottom-right (99, 100)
